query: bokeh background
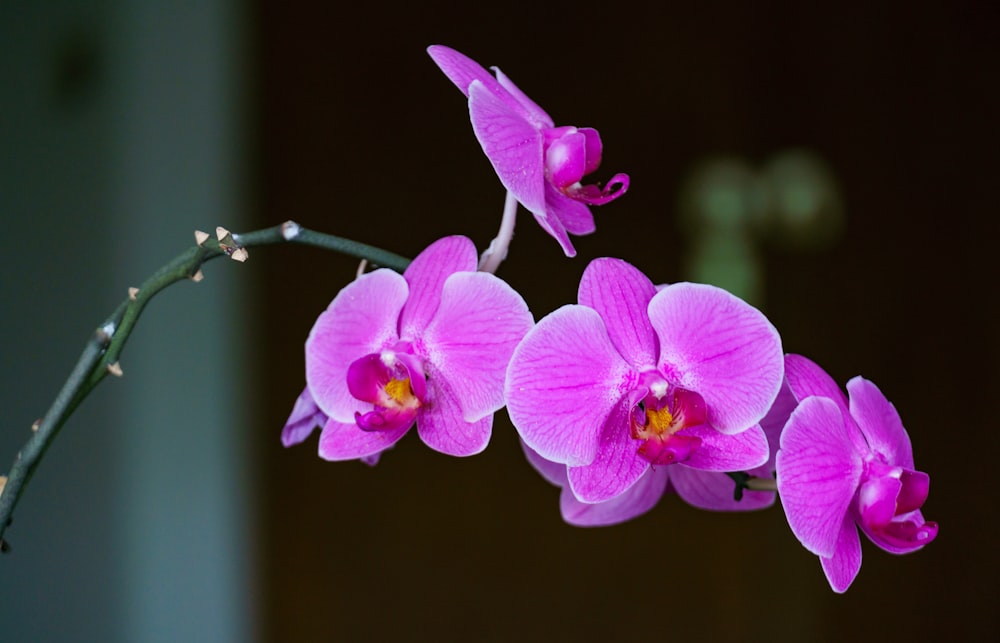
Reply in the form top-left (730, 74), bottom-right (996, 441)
top-left (1, 1), bottom-right (997, 641)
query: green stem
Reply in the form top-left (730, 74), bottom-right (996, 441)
top-left (0, 222), bottom-right (409, 549)
top-left (724, 471), bottom-right (778, 502)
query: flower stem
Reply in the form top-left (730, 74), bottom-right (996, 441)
top-left (478, 190), bottom-right (519, 273)
top-left (0, 221), bottom-right (409, 549)
top-left (725, 471), bottom-right (778, 502)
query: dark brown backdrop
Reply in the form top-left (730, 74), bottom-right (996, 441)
top-left (252, 2), bottom-right (998, 640)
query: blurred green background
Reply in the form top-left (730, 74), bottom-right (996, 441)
top-left (1, 1), bottom-right (996, 641)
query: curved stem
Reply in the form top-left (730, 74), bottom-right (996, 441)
top-left (0, 221), bottom-right (410, 548)
top-left (478, 190), bottom-right (519, 273)
top-left (724, 471), bottom-right (778, 502)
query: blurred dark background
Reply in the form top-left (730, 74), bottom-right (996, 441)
top-left (2, 1), bottom-right (997, 641)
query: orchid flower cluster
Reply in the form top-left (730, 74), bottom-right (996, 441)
top-left (281, 45), bottom-right (937, 593)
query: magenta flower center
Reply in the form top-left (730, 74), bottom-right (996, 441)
top-left (857, 458), bottom-right (938, 549)
top-left (629, 375), bottom-right (707, 465)
top-left (347, 345), bottom-right (427, 432)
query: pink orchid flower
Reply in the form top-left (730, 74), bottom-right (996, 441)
top-left (776, 354), bottom-right (938, 592)
top-left (428, 45), bottom-right (629, 257)
top-left (505, 258), bottom-right (784, 524)
top-left (282, 236), bottom-right (533, 460)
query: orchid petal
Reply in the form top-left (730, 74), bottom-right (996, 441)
top-left (423, 271), bottom-right (533, 422)
top-left (682, 423), bottom-right (770, 471)
top-left (578, 128), bottom-right (603, 175)
top-left (847, 376), bottom-right (914, 468)
top-left (650, 283), bottom-right (783, 434)
top-left (416, 371), bottom-right (492, 457)
top-left (492, 66), bottom-right (553, 128)
top-left (468, 80), bottom-right (546, 214)
top-left (566, 400), bottom-right (649, 503)
top-left (543, 184), bottom-right (596, 236)
top-left (561, 467), bottom-right (669, 527)
top-left (506, 305), bottom-right (634, 466)
top-left (546, 129), bottom-right (588, 189)
top-left (427, 45), bottom-right (536, 121)
top-left (520, 440), bottom-right (569, 487)
top-left (565, 173), bottom-right (630, 206)
top-left (306, 270), bottom-right (407, 421)
top-left (819, 514), bottom-right (863, 593)
top-left (399, 235), bottom-right (478, 338)
top-left (669, 466), bottom-right (776, 512)
top-left (577, 258), bottom-right (659, 370)
top-left (776, 396), bottom-right (864, 558)
top-left (784, 354), bottom-right (850, 415)
top-left (318, 417), bottom-right (409, 461)
top-left (281, 387), bottom-right (329, 447)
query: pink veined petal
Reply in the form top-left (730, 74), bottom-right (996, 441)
top-left (492, 66), bottom-right (553, 128)
top-left (561, 466), bottom-right (670, 527)
top-left (577, 258), bottom-right (659, 370)
top-left (681, 423), bottom-right (770, 472)
top-left (846, 376), bottom-right (915, 469)
top-left (650, 282), bottom-right (784, 434)
top-left (520, 440), bottom-right (569, 487)
top-left (427, 45), bottom-right (532, 120)
top-left (281, 386), bottom-right (329, 447)
top-left (505, 304), bottom-right (635, 467)
top-left (784, 354), bottom-right (851, 416)
top-left (318, 416), bottom-right (410, 461)
top-left (416, 369), bottom-right (492, 457)
top-left (422, 271), bottom-right (533, 422)
top-left (398, 236), bottom-right (478, 338)
top-left (820, 514), bottom-right (863, 594)
top-left (543, 184), bottom-right (596, 236)
top-left (546, 129), bottom-right (588, 189)
top-left (578, 127), bottom-right (603, 175)
top-left (566, 399), bottom-right (650, 503)
top-left (469, 80), bottom-right (546, 215)
top-left (759, 380), bottom-right (798, 472)
top-left (776, 396), bottom-right (865, 558)
top-left (306, 270), bottom-right (408, 422)
top-left (669, 466), bottom-right (777, 512)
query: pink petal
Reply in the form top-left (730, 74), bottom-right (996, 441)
top-left (819, 514), bottom-right (863, 593)
top-left (784, 354), bottom-right (850, 416)
top-left (305, 270), bottom-right (407, 421)
top-left (578, 127), bottom-right (603, 175)
top-left (416, 372), bottom-right (492, 457)
top-left (546, 129), bottom-right (588, 188)
top-left (399, 236), bottom-right (478, 338)
top-left (561, 467), bottom-right (669, 527)
top-left (492, 66), bottom-right (553, 128)
top-left (669, 466), bottom-right (776, 512)
top-left (544, 183), bottom-right (595, 236)
top-left (318, 417), bottom-right (410, 461)
top-left (469, 80), bottom-right (546, 215)
top-left (520, 440), bottom-right (569, 487)
top-left (422, 271), bottom-right (533, 422)
top-left (650, 283), bottom-right (783, 434)
top-left (566, 400), bottom-right (649, 503)
top-left (759, 380), bottom-right (798, 471)
top-left (505, 305), bottom-right (635, 466)
top-left (426, 45), bottom-right (542, 125)
top-left (682, 423), bottom-right (770, 471)
top-left (281, 386), bottom-right (328, 447)
top-left (846, 376), bottom-right (914, 468)
top-left (776, 396), bottom-right (864, 558)
top-left (577, 258), bottom-right (659, 370)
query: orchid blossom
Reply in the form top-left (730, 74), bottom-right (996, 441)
top-left (282, 236), bottom-right (533, 460)
top-left (775, 354), bottom-right (938, 592)
top-left (504, 258), bottom-right (783, 524)
top-left (427, 45), bottom-right (629, 261)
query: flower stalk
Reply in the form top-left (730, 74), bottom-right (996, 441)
top-left (0, 222), bottom-right (409, 548)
